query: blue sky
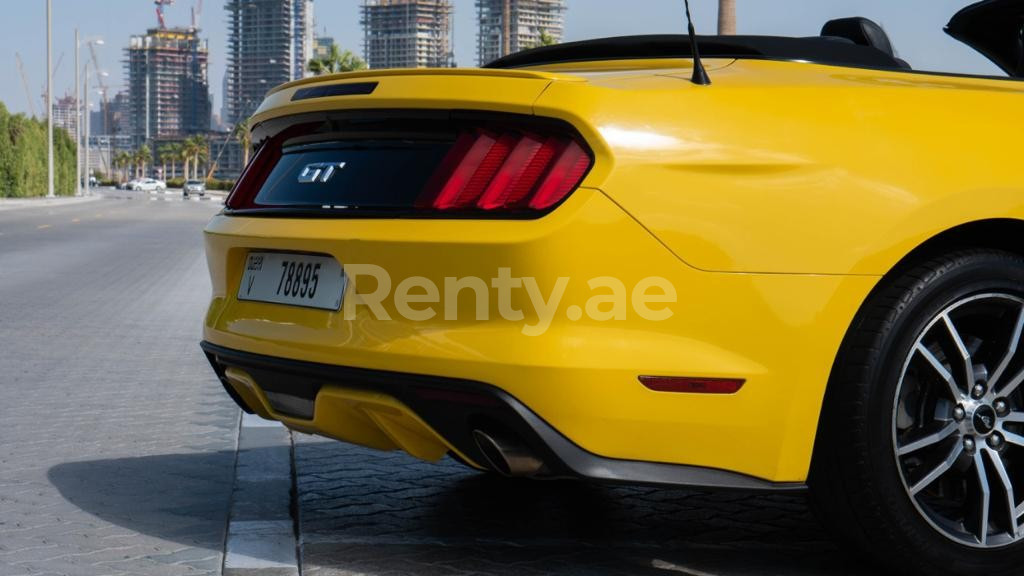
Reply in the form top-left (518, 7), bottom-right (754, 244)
top-left (0, 0), bottom-right (1002, 119)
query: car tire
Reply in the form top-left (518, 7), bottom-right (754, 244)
top-left (811, 249), bottom-right (1024, 576)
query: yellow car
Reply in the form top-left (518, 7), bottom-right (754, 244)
top-left (202, 2), bottom-right (1024, 573)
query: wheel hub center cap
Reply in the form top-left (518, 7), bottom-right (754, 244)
top-left (971, 404), bottom-right (997, 436)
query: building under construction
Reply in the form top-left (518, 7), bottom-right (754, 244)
top-left (224, 0), bottom-right (313, 127)
top-left (124, 27), bottom-right (211, 144)
top-left (51, 96), bottom-right (78, 138)
top-left (476, 0), bottom-right (565, 65)
top-left (361, 0), bottom-right (454, 69)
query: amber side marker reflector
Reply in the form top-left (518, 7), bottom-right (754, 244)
top-left (639, 376), bottom-right (745, 394)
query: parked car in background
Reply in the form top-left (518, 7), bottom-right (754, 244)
top-left (183, 180), bottom-right (206, 198)
top-left (131, 178), bottom-right (167, 193)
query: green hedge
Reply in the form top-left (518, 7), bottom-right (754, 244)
top-left (165, 177), bottom-right (235, 191)
top-left (0, 102), bottom-right (76, 197)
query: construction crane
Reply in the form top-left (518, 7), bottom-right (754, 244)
top-left (155, 0), bottom-right (175, 29)
top-left (87, 42), bottom-right (110, 133)
top-left (191, 0), bottom-right (202, 30)
top-left (15, 52), bottom-right (37, 117)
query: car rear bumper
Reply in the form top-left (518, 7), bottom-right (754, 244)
top-left (202, 340), bottom-right (803, 491)
top-left (203, 190), bottom-right (880, 482)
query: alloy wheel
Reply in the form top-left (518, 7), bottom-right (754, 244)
top-left (894, 293), bottom-right (1024, 548)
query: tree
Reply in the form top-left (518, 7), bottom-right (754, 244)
top-left (157, 144), bottom-right (174, 180)
top-left (234, 119), bottom-right (251, 167)
top-left (0, 102), bottom-right (76, 197)
top-left (192, 136), bottom-right (209, 180)
top-left (167, 142), bottom-right (182, 179)
top-left (182, 135), bottom-right (208, 180)
top-left (308, 44), bottom-right (367, 76)
top-left (537, 29), bottom-right (557, 47)
top-left (113, 151), bottom-right (131, 182)
top-left (134, 145), bottom-right (152, 179)
top-left (718, 0), bottom-right (736, 34)
top-left (179, 140), bottom-right (193, 182)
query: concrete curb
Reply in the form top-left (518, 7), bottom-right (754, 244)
top-left (223, 413), bottom-right (300, 576)
top-left (0, 195), bottom-right (103, 211)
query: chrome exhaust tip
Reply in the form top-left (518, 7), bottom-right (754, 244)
top-left (471, 429), bottom-right (544, 477)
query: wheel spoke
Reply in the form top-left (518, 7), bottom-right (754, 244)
top-left (916, 343), bottom-right (962, 400)
top-left (897, 421), bottom-right (958, 456)
top-left (989, 306), bottom-right (1024, 389)
top-left (942, 314), bottom-right (976, 392)
top-left (986, 450), bottom-right (1020, 538)
top-left (999, 368), bottom-right (1024, 400)
top-left (1003, 431), bottom-right (1024, 449)
top-left (972, 451), bottom-right (991, 546)
top-left (910, 440), bottom-right (964, 496)
top-left (1003, 412), bottom-right (1024, 424)
top-left (895, 294), bottom-right (1024, 547)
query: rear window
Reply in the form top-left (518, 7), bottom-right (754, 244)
top-left (253, 140), bottom-right (452, 210)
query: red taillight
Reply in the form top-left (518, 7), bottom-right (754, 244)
top-left (225, 122), bottom-right (319, 210)
top-left (418, 128), bottom-right (592, 213)
top-left (639, 376), bottom-right (745, 395)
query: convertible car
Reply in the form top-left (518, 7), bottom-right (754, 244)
top-left (201, 1), bottom-right (1024, 573)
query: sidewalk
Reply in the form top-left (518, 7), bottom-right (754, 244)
top-left (0, 194), bottom-right (103, 212)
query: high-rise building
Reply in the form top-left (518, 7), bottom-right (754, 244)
top-left (124, 28), bottom-right (211, 144)
top-left (224, 0), bottom-right (314, 127)
top-left (51, 95), bottom-right (78, 138)
top-left (293, 0), bottom-right (314, 80)
top-left (476, 0), bottom-right (565, 65)
top-left (361, 0), bottom-right (454, 69)
top-left (313, 35), bottom-right (335, 60)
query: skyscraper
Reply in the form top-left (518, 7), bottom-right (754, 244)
top-left (361, 0), bottom-right (454, 69)
top-left (124, 28), bottom-right (211, 143)
top-left (476, 0), bottom-right (565, 65)
top-left (224, 0), bottom-right (314, 126)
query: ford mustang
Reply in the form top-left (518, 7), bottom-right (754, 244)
top-left (201, 1), bottom-right (1024, 573)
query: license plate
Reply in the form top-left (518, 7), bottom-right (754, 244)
top-left (238, 252), bottom-right (347, 311)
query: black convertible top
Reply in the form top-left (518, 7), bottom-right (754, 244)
top-left (484, 34), bottom-right (903, 70)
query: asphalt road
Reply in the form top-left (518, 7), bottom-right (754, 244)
top-left (0, 191), bottom-right (876, 576)
top-left (0, 191), bottom-right (237, 575)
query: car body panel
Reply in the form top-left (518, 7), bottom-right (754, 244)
top-left (203, 56), bottom-right (1021, 484)
top-left (530, 58), bottom-right (1024, 275)
top-left (205, 187), bottom-right (878, 481)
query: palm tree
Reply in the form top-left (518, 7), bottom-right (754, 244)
top-left (167, 142), bottom-right (182, 179)
top-left (187, 135), bottom-right (209, 181)
top-left (537, 30), bottom-right (557, 47)
top-left (135, 145), bottom-right (152, 179)
top-left (234, 120), bottom-right (252, 167)
top-left (113, 151), bottom-right (131, 182)
top-left (179, 140), bottom-right (193, 182)
top-left (718, 0), bottom-right (736, 35)
top-left (308, 44), bottom-right (367, 76)
top-left (157, 144), bottom-right (174, 180)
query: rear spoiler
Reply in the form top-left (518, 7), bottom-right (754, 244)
top-left (946, 0), bottom-right (1024, 77)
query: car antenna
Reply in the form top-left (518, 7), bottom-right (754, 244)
top-left (684, 0), bottom-right (711, 85)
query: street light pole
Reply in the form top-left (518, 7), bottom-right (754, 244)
top-left (84, 67), bottom-right (90, 196)
top-left (75, 28), bottom-right (81, 197)
top-left (46, 0), bottom-right (54, 198)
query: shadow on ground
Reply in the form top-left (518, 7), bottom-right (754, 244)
top-left (295, 440), bottom-right (879, 576)
top-left (47, 450), bottom-right (237, 554)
